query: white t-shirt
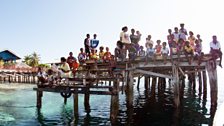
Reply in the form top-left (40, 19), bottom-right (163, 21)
top-left (179, 32), bottom-right (187, 41)
top-left (173, 32), bottom-right (180, 42)
top-left (145, 40), bottom-right (154, 48)
top-left (210, 41), bottom-right (221, 50)
top-left (120, 32), bottom-right (130, 44)
top-left (161, 47), bottom-right (169, 54)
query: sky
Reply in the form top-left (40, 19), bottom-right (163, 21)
top-left (0, 0), bottom-right (224, 63)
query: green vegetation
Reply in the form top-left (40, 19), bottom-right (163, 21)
top-left (38, 63), bottom-right (50, 68)
top-left (23, 52), bottom-right (40, 67)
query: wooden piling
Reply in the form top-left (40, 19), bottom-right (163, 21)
top-left (151, 77), bottom-right (157, 95)
top-left (144, 76), bottom-right (149, 90)
top-left (137, 76), bottom-right (141, 90)
top-left (110, 79), bottom-right (119, 125)
top-left (202, 70), bottom-right (207, 93)
top-left (198, 71), bottom-right (202, 93)
top-left (84, 83), bottom-right (90, 113)
top-left (206, 61), bottom-right (218, 106)
top-left (37, 90), bottom-right (43, 108)
top-left (192, 72), bottom-right (196, 90)
top-left (173, 64), bottom-right (180, 108)
top-left (73, 90), bottom-right (79, 120)
top-left (126, 71), bottom-right (134, 125)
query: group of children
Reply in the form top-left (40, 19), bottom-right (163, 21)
top-left (117, 24), bottom-right (204, 65)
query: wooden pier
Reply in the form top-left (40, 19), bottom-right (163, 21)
top-left (0, 70), bottom-right (38, 84)
top-left (31, 54), bottom-right (219, 124)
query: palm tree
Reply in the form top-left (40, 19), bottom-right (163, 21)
top-left (23, 52), bottom-right (40, 67)
top-left (30, 52), bottom-right (40, 67)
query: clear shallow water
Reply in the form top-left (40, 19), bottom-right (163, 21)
top-left (0, 68), bottom-right (223, 126)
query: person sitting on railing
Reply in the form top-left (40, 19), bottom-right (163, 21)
top-left (104, 47), bottom-right (112, 62)
top-left (127, 43), bottom-right (137, 61)
top-left (99, 46), bottom-right (105, 60)
top-left (90, 49), bottom-right (98, 60)
top-left (210, 35), bottom-right (222, 68)
top-left (37, 67), bottom-right (47, 84)
top-left (115, 41), bottom-right (125, 61)
top-left (154, 40), bottom-right (162, 56)
top-left (188, 31), bottom-right (196, 48)
top-left (176, 38), bottom-right (185, 62)
top-left (67, 52), bottom-right (76, 69)
top-left (58, 57), bottom-right (71, 78)
top-left (78, 48), bottom-right (86, 65)
top-left (194, 39), bottom-right (203, 65)
top-left (184, 41), bottom-right (194, 65)
top-left (145, 43), bottom-right (155, 64)
top-left (71, 58), bottom-right (79, 77)
top-left (161, 42), bottom-right (169, 64)
top-left (139, 46), bottom-right (146, 57)
top-left (109, 55), bottom-right (116, 77)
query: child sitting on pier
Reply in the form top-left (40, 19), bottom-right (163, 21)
top-left (109, 55), bottom-right (116, 77)
top-left (188, 31), bottom-right (196, 48)
top-left (155, 40), bottom-right (162, 56)
top-left (145, 43), bottom-right (155, 64)
top-left (161, 42), bottom-right (169, 64)
top-left (104, 47), bottom-right (112, 62)
top-left (90, 49), bottom-right (98, 60)
top-left (115, 41), bottom-right (125, 61)
top-left (128, 43), bottom-right (137, 61)
top-left (99, 46), bottom-right (105, 60)
top-left (139, 46), bottom-right (146, 57)
top-left (37, 67), bottom-right (47, 84)
top-left (58, 57), bottom-right (71, 78)
top-left (194, 39), bottom-right (203, 65)
top-left (78, 48), bottom-right (86, 65)
top-left (184, 41), bottom-right (194, 64)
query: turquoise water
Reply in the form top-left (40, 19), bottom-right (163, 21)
top-left (0, 68), bottom-right (223, 126)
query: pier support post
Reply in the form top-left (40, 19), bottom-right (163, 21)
top-left (202, 70), bottom-right (207, 94)
top-left (137, 76), bottom-right (141, 90)
top-left (173, 64), bottom-right (180, 108)
top-left (206, 61), bottom-right (218, 106)
top-left (64, 97), bottom-right (67, 104)
top-left (110, 79), bottom-right (119, 125)
top-left (150, 77), bottom-right (157, 96)
top-left (198, 71), bottom-right (202, 93)
top-left (126, 71), bottom-right (134, 125)
top-left (84, 83), bottom-right (90, 113)
top-left (73, 90), bottom-right (79, 123)
top-left (144, 76), bottom-right (149, 90)
top-left (37, 90), bottom-right (43, 108)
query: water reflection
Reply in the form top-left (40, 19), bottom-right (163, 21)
top-left (130, 78), bottom-right (217, 126)
top-left (0, 80), bottom-right (219, 126)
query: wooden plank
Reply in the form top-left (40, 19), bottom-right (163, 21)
top-left (135, 69), bottom-right (172, 79)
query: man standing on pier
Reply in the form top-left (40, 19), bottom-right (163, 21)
top-left (84, 34), bottom-right (90, 59)
top-left (210, 35), bottom-right (222, 68)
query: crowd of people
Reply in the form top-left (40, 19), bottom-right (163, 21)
top-left (116, 24), bottom-right (222, 67)
top-left (37, 23), bottom-right (223, 84)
